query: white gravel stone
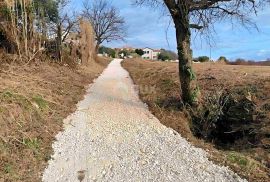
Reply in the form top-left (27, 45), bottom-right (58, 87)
top-left (42, 59), bottom-right (246, 182)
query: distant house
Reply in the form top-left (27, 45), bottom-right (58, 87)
top-left (142, 47), bottom-right (160, 60)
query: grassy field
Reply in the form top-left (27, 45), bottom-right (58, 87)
top-left (123, 58), bottom-right (270, 182)
top-left (0, 56), bottom-right (111, 181)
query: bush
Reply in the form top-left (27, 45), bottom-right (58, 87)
top-left (190, 91), bottom-right (258, 145)
top-left (135, 49), bottom-right (144, 56)
top-left (158, 49), bottom-right (178, 61)
top-left (158, 53), bottom-right (170, 61)
top-left (218, 56), bottom-right (229, 63)
top-left (98, 46), bottom-right (116, 58)
top-left (119, 50), bottom-right (129, 57)
top-left (229, 58), bottom-right (270, 66)
top-left (197, 56), bottom-right (210, 62)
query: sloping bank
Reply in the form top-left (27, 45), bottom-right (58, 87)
top-left (122, 58), bottom-right (270, 182)
top-left (0, 57), bottom-right (111, 181)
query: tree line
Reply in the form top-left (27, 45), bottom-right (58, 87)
top-left (0, 0), bottom-right (126, 63)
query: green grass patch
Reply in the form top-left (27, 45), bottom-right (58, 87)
top-left (2, 90), bottom-right (13, 98)
top-left (32, 95), bottom-right (48, 110)
top-left (4, 163), bottom-right (12, 174)
top-left (22, 138), bottom-right (40, 153)
top-left (227, 152), bottom-right (249, 168)
top-left (0, 90), bottom-right (32, 110)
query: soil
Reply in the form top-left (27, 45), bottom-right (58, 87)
top-left (122, 58), bottom-right (270, 182)
top-left (0, 56), bottom-right (111, 182)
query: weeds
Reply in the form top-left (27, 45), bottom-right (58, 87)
top-left (4, 164), bottom-right (12, 174)
top-left (2, 90), bottom-right (13, 98)
top-left (32, 95), bottom-right (48, 110)
top-left (226, 152), bottom-right (260, 173)
top-left (22, 138), bottom-right (40, 154)
top-left (161, 78), bottom-right (176, 90)
top-left (228, 152), bottom-right (249, 167)
top-left (0, 90), bottom-right (33, 111)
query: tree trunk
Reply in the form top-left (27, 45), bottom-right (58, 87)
top-left (173, 16), bottom-right (200, 105)
top-left (95, 44), bottom-right (99, 54)
top-left (95, 40), bottom-right (101, 54)
top-left (22, 0), bottom-right (29, 57)
top-left (56, 24), bottom-right (62, 62)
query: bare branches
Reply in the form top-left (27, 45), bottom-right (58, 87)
top-left (134, 0), bottom-right (268, 32)
top-left (134, 0), bottom-right (269, 105)
top-left (189, 0), bottom-right (264, 32)
top-left (82, 0), bottom-right (126, 49)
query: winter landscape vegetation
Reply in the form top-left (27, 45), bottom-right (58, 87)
top-left (0, 0), bottom-right (270, 181)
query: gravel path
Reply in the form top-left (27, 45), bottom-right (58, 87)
top-left (42, 59), bottom-right (246, 182)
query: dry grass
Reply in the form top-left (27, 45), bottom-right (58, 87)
top-left (122, 58), bottom-right (270, 182)
top-left (0, 56), bottom-right (111, 181)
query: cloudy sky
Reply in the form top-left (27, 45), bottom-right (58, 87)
top-left (71, 0), bottom-right (270, 61)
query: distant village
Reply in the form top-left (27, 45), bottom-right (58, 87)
top-left (97, 45), bottom-right (180, 62)
top-left (64, 34), bottom-right (229, 63)
top-left (97, 45), bottom-right (230, 63)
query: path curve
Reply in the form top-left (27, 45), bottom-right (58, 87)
top-left (42, 59), bottom-right (246, 182)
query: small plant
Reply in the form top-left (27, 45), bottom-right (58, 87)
top-left (227, 152), bottom-right (249, 168)
top-left (32, 95), bottom-right (48, 110)
top-left (22, 138), bottom-right (40, 153)
top-left (190, 86), bottom-right (200, 103)
top-left (4, 163), bottom-right (12, 174)
top-left (2, 90), bottom-right (13, 98)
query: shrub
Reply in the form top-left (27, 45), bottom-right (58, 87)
top-left (119, 50), bottom-right (129, 57)
top-left (197, 56), bottom-right (210, 62)
top-left (229, 58), bottom-right (270, 66)
top-left (135, 49), bottom-right (144, 56)
top-left (98, 46), bottom-right (116, 58)
top-left (218, 56), bottom-right (229, 63)
top-left (190, 91), bottom-right (258, 145)
top-left (158, 53), bottom-right (170, 61)
top-left (158, 49), bottom-right (178, 61)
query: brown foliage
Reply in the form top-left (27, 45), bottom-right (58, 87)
top-left (79, 20), bottom-right (96, 66)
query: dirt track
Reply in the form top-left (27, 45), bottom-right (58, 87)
top-left (42, 59), bottom-right (245, 182)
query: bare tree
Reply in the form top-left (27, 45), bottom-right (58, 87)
top-left (82, 0), bottom-right (126, 51)
top-left (49, 0), bottom-right (79, 61)
top-left (135, 0), bottom-right (268, 105)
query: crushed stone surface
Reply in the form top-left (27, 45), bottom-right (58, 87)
top-left (42, 59), bottom-right (246, 182)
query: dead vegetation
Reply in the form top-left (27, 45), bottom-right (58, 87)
top-left (123, 58), bottom-right (270, 182)
top-left (0, 2), bottom-right (112, 180)
top-left (0, 56), bottom-right (111, 181)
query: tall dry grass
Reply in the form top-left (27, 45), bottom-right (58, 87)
top-left (79, 19), bottom-right (96, 66)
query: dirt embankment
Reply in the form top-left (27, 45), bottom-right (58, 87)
top-left (122, 58), bottom-right (270, 182)
top-left (0, 56), bottom-right (111, 182)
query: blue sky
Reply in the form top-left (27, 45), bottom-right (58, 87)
top-left (71, 0), bottom-right (270, 61)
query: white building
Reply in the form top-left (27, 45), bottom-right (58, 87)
top-left (142, 47), bottom-right (160, 60)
